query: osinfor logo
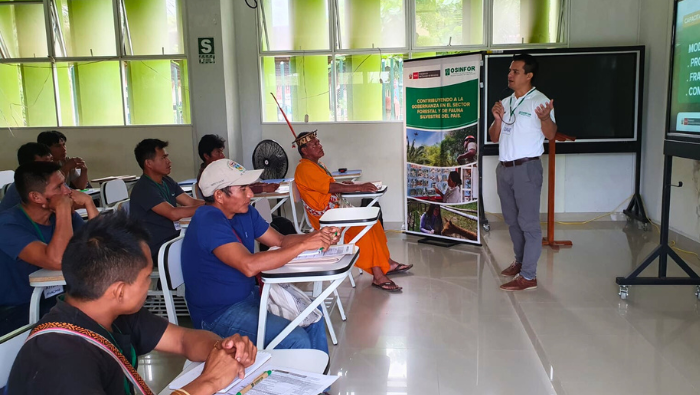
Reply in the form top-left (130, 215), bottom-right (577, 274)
top-left (445, 65), bottom-right (476, 77)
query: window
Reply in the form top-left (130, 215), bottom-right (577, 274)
top-left (492, 0), bottom-right (565, 45)
top-left (414, 0), bottom-right (483, 47)
top-left (258, 0), bottom-right (567, 123)
top-left (0, 0), bottom-right (189, 128)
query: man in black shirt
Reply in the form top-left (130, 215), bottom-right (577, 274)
top-left (6, 212), bottom-right (256, 395)
top-left (130, 139), bottom-right (203, 259)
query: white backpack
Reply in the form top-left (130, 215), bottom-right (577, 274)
top-left (266, 283), bottom-right (323, 327)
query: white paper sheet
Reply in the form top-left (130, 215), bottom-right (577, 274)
top-left (225, 365), bottom-right (338, 395)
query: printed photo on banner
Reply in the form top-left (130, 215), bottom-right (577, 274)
top-left (406, 126), bottom-right (478, 167)
top-left (406, 163), bottom-right (478, 204)
top-left (406, 199), bottom-right (478, 241)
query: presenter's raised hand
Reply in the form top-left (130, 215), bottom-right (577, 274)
top-left (492, 101), bottom-right (505, 122)
top-left (535, 100), bottom-right (554, 120)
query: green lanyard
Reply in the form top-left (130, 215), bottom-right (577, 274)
top-left (314, 161), bottom-right (333, 177)
top-left (19, 206), bottom-right (47, 243)
top-left (144, 175), bottom-right (173, 204)
top-left (99, 324), bottom-right (137, 395)
top-left (508, 87), bottom-right (537, 118)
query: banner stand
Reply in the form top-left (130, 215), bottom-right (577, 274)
top-left (417, 237), bottom-right (460, 248)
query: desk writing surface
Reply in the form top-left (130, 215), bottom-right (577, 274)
top-left (29, 269), bottom-right (64, 284)
top-left (341, 185), bottom-right (387, 196)
top-left (331, 169), bottom-right (361, 177)
top-left (178, 178), bottom-right (197, 186)
top-left (319, 207), bottom-right (380, 224)
top-left (261, 178), bottom-right (293, 184)
top-left (261, 247), bottom-right (359, 278)
top-left (253, 191), bottom-right (289, 199)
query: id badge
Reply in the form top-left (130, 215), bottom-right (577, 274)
top-left (502, 124), bottom-right (513, 135)
top-left (43, 285), bottom-right (64, 299)
top-left (174, 221), bottom-right (182, 231)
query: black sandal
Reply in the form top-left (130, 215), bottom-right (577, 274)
top-left (371, 280), bottom-right (403, 292)
top-left (386, 263), bottom-right (413, 275)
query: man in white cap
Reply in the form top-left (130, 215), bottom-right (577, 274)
top-left (181, 159), bottom-right (339, 353)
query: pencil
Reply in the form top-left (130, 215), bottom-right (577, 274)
top-left (236, 370), bottom-right (272, 395)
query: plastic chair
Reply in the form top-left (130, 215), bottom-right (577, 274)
top-left (0, 324), bottom-right (32, 387)
top-left (100, 179), bottom-right (129, 208)
top-left (113, 199), bottom-right (130, 215)
top-left (192, 182), bottom-right (203, 200)
top-left (156, 236), bottom-right (188, 325)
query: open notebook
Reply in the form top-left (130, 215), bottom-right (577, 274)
top-left (168, 351), bottom-right (272, 393)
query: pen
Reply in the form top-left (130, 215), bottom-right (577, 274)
top-left (236, 370), bottom-right (272, 395)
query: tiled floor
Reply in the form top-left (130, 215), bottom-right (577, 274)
top-left (139, 221), bottom-right (700, 395)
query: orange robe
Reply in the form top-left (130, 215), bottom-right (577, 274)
top-left (294, 159), bottom-right (391, 274)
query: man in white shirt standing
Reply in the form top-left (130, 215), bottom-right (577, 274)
top-left (488, 53), bottom-right (557, 291)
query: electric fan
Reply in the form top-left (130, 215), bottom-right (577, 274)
top-left (252, 139), bottom-right (288, 180)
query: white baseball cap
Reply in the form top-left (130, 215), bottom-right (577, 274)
top-left (199, 159), bottom-right (263, 197)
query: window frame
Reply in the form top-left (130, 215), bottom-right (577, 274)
top-left (257, 0), bottom-right (570, 124)
top-left (0, 0), bottom-right (191, 128)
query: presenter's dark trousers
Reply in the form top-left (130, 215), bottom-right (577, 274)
top-left (496, 159), bottom-right (543, 280)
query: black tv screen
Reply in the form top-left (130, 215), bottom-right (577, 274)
top-left (485, 50), bottom-right (641, 145)
top-left (668, 0), bottom-right (700, 143)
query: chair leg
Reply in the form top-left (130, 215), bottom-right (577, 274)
top-left (348, 273), bottom-right (356, 288)
top-left (334, 289), bottom-right (346, 321)
top-left (321, 303), bottom-right (338, 345)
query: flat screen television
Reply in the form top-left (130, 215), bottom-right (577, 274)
top-left (666, 0), bottom-right (700, 160)
top-left (483, 47), bottom-right (644, 155)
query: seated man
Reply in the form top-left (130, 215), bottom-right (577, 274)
top-left (294, 131), bottom-right (412, 293)
top-left (181, 159), bottom-right (338, 352)
top-left (130, 139), bottom-right (204, 259)
top-left (37, 130), bottom-right (89, 190)
top-left (0, 142), bottom-right (54, 213)
top-left (0, 161), bottom-right (98, 336)
top-left (6, 212), bottom-right (256, 395)
top-left (196, 134), bottom-right (227, 198)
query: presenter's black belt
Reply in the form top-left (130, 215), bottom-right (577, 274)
top-left (500, 157), bottom-right (540, 167)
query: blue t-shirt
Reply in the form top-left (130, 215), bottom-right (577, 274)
top-left (0, 183), bottom-right (21, 213)
top-left (181, 205), bottom-right (269, 327)
top-left (0, 206), bottom-right (84, 306)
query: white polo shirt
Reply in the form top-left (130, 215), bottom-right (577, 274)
top-left (498, 88), bottom-right (555, 162)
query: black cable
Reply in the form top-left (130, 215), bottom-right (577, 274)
top-left (245, 0), bottom-right (258, 9)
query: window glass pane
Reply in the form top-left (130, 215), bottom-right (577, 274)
top-left (337, 0), bottom-right (405, 49)
top-left (260, 0), bottom-right (329, 51)
top-left (335, 53), bottom-right (404, 121)
top-left (0, 62), bottom-right (57, 127)
top-left (122, 0), bottom-right (184, 55)
top-left (0, 4), bottom-right (48, 58)
top-left (56, 61), bottom-right (123, 126)
top-left (53, 0), bottom-right (116, 57)
top-left (261, 55), bottom-right (332, 122)
top-left (492, 0), bottom-right (563, 44)
top-left (123, 59), bottom-right (189, 125)
top-left (414, 0), bottom-right (483, 47)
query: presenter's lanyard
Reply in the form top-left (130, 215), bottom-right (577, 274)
top-left (99, 324), bottom-right (137, 395)
top-left (505, 87), bottom-right (537, 124)
top-left (144, 175), bottom-right (173, 204)
top-left (19, 206), bottom-right (47, 243)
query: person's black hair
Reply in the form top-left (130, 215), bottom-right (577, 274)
top-left (449, 171), bottom-right (462, 187)
top-left (198, 134), bottom-right (226, 162)
top-left (296, 132), bottom-right (312, 157)
top-left (17, 143), bottom-right (51, 166)
top-left (203, 185), bottom-right (232, 204)
top-left (63, 211), bottom-right (152, 301)
top-left (14, 161), bottom-right (62, 203)
top-left (36, 130), bottom-right (67, 147)
top-left (134, 139), bottom-right (169, 169)
top-left (512, 53), bottom-right (539, 83)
